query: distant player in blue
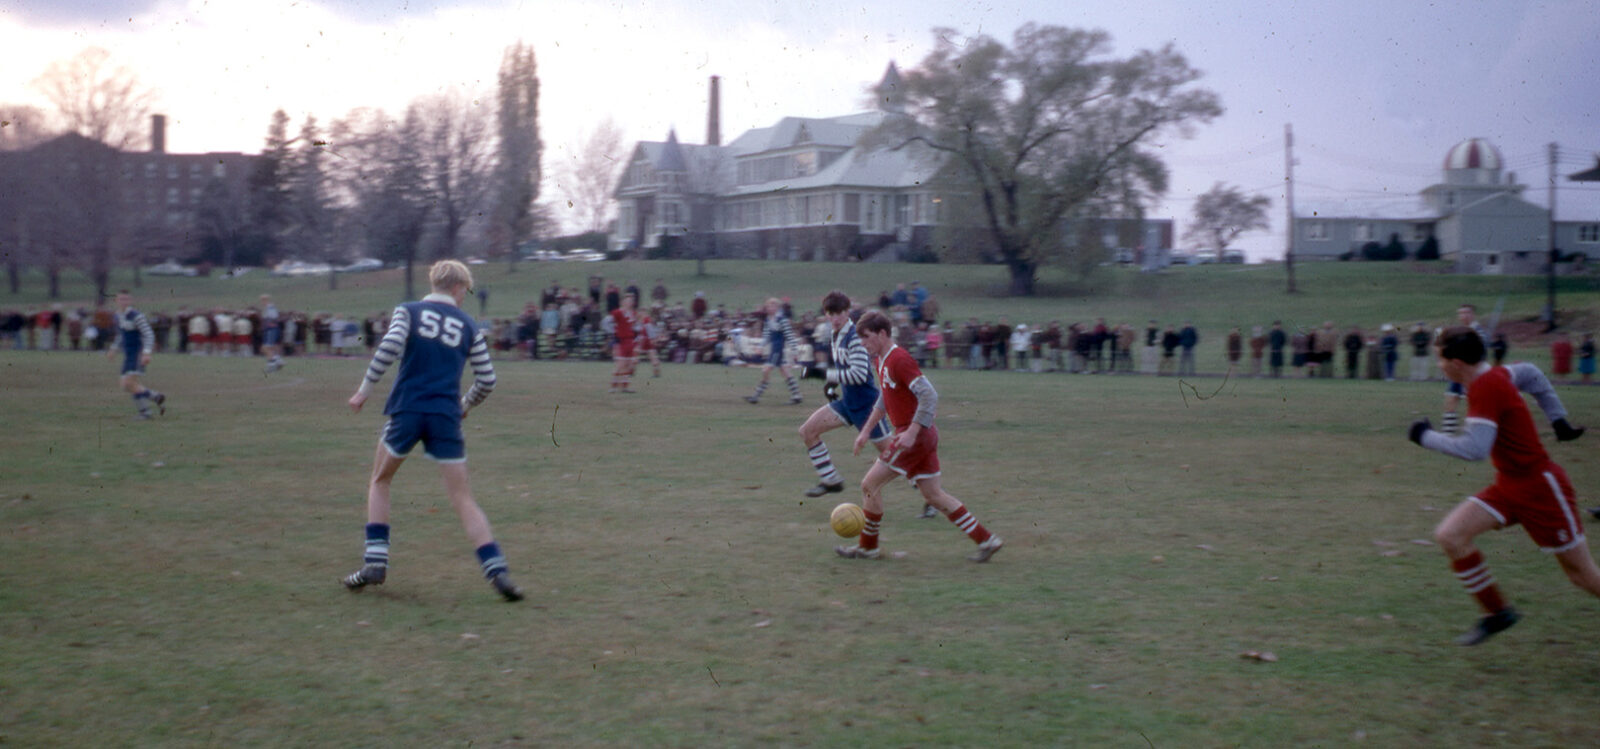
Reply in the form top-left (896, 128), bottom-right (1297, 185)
top-left (798, 291), bottom-right (890, 497)
top-left (745, 296), bottom-right (802, 405)
top-left (343, 260), bottom-right (523, 602)
top-left (107, 290), bottom-right (165, 420)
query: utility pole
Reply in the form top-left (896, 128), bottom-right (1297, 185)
top-left (1547, 142), bottom-right (1558, 331)
top-left (1284, 123), bottom-right (1297, 293)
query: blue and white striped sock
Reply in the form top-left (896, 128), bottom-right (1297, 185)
top-left (364, 523), bottom-right (390, 569)
top-left (476, 542), bottom-right (507, 579)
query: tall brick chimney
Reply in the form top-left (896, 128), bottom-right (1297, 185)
top-left (706, 76), bottom-right (721, 146)
top-left (150, 114), bottom-right (166, 153)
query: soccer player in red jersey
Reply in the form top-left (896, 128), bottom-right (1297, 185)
top-left (608, 292), bottom-right (640, 393)
top-left (839, 310), bottom-right (1003, 562)
top-left (1409, 326), bottom-right (1600, 645)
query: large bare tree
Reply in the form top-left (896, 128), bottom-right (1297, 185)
top-left (0, 104), bottom-right (57, 293)
top-left (418, 91), bottom-right (494, 262)
top-left (559, 117), bottom-right (624, 235)
top-left (30, 47), bottom-right (156, 150)
top-left (879, 25), bottom-right (1222, 295)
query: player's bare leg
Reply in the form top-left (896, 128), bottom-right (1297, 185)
top-left (1434, 500), bottom-right (1519, 644)
top-left (800, 406), bottom-right (849, 496)
top-left (345, 445), bottom-right (405, 590)
top-left (439, 461), bottom-right (523, 601)
top-left (1553, 544), bottom-right (1600, 597)
top-left (915, 475), bottom-right (1003, 562)
top-left (836, 462), bottom-right (895, 559)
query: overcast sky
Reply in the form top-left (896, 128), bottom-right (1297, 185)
top-left (3, 0), bottom-right (1598, 259)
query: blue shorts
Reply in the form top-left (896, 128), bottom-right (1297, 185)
top-left (383, 412), bottom-right (466, 462)
top-left (263, 327), bottom-right (281, 345)
top-left (121, 350), bottom-right (144, 376)
top-left (830, 399), bottom-right (891, 442)
top-left (766, 340), bottom-right (786, 366)
top-left (1447, 381), bottom-right (1465, 396)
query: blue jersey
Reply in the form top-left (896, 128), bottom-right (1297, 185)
top-left (359, 293), bottom-right (495, 417)
top-left (831, 320), bottom-right (879, 415)
top-left (119, 307), bottom-right (154, 355)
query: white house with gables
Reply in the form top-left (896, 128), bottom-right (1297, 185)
top-left (612, 65), bottom-right (1173, 263)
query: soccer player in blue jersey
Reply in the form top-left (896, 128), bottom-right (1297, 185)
top-left (745, 297), bottom-right (802, 405)
top-left (107, 290), bottom-right (165, 420)
top-left (799, 292), bottom-right (891, 497)
top-left (342, 260), bottom-right (523, 602)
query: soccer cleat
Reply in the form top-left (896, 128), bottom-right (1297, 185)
top-left (1455, 607), bottom-right (1520, 646)
top-left (134, 412), bottom-right (152, 421)
top-left (788, 397), bottom-right (804, 405)
top-left (342, 564), bottom-right (387, 590)
top-left (918, 504), bottom-right (939, 519)
top-left (805, 482), bottom-right (845, 498)
top-left (967, 535), bottom-right (1004, 563)
top-left (1588, 506), bottom-right (1600, 521)
top-left (1553, 418), bottom-right (1585, 442)
top-left (489, 572), bottom-right (525, 602)
top-left (834, 545), bottom-right (881, 560)
top-left (152, 392), bottom-right (166, 416)
top-left (744, 395), bottom-right (760, 404)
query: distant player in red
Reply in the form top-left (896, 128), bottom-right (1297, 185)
top-left (838, 310), bottom-right (1003, 562)
top-left (608, 292), bottom-right (639, 393)
top-left (1409, 326), bottom-right (1600, 645)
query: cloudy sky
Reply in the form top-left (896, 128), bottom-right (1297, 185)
top-left (3, 0), bottom-right (1598, 259)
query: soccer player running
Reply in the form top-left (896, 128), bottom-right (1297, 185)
top-left (608, 292), bottom-right (640, 393)
top-left (343, 260), bottom-right (523, 602)
top-left (745, 297), bottom-right (802, 405)
top-left (108, 290), bottom-right (166, 420)
top-left (799, 292), bottom-right (894, 497)
top-left (837, 310), bottom-right (1003, 562)
top-left (1441, 303), bottom-right (1583, 441)
top-left (1408, 326), bottom-right (1600, 645)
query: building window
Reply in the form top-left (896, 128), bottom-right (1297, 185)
top-left (894, 194), bottom-right (910, 229)
top-left (843, 193), bottom-right (861, 223)
top-left (145, 162), bottom-right (157, 179)
top-left (1304, 221), bottom-right (1327, 241)
top-left (166, 187), bottom-right (180, 205)
top-left (1412, 224), bottom-right (1430, 242)
top-left (167, 164), bottom-right (178, 179)
top-left (662, 202), bottom-right (680, 227)
top-left (864, 195), bottom-right (880, 232)
top-left (931, 196), bottom-right (942, 224)
top-left (1353, 223), bottom-right (1373, 242)
top-left (1486, 253), bottom-right (1499, 266)
top-left (1578, 224), bottom-right (1600, 243)
top-left (190, 187), bottom-right (203, 204)
top-left (190, 163), bottom-right (202, 179)
top-left (213, 162), bottom-right (227, 178)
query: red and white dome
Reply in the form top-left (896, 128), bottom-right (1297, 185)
top-left (1444, 138), bottom-right (1502, 171)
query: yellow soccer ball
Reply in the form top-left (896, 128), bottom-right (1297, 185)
top-left (830, 502), bottom-right (866, 538)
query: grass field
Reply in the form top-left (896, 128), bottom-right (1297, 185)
top-left (4, 344), bottom-right (1600, 745)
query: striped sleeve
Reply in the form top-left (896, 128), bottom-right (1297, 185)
top-left (461, 330), bottom-right (496, 408)
top-left (836, 333), bottom-right (874, 385)
top-left (135, 312), bottom-right (155, 354)
top-left (358, 307), bottom-right (410, 395)
top-left (779, 314), bottom-right (797, 346)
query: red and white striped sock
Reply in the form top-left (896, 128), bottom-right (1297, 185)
top-left (945, 504), bottom-right (992, 544)
top-left (1452, 551), bottom-right (1508, 614)
top-left (858, 509), bottom-right (883, 550)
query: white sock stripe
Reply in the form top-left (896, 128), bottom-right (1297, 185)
top-left (1454, 562), bottom-right (1487, 579)
top-left (956, 515), bottom-right (978, 532)
top-left (1463, 578), bottom-right (1496, 593)
top-left (1456, 569), bottom-right (1491, 587)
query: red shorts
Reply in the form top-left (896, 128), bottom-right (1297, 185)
top-left (613, 340), bottom-right (636, 359)
top-left (188, 333), bottom-right (206, 345)
top-left (1470, 463), bottom-right (1584, 552)
top-left (880, 424), bottom-right (941, 484)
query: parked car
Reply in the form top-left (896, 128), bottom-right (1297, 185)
top-left (271, 260), bottom-right (334, 277)
top-left (146, 259), bottom-right (198, 277)
top-left (565, 249), bottom-right (605, 262)
top-left (337, 257), bottom-right (384, 273)
top-left (521, 250), bottom-right (564, 262)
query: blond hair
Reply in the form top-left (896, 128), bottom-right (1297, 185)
top-left (429, 259), bottom-right (474, 293)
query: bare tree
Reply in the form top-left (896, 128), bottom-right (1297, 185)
top-left (285, 116), bottom-right (338, 288)
top-left (1184, 182), bottom-right (1270, 252)
top-left (30, 47), bottom-right (156, 150)
top-left (494, 41), bottom-right (542, 270)
top-left (559, 117), bottom-right (624, 234)
top-left (877, 25), bottom-right (1222, 295)
top-left (418, 92), bottom-right (494, 261)
top-left (0, 104), bottom-right (57, 293)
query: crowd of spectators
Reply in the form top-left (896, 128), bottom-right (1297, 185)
top-left (7, 278), bottom-right (1596, 385)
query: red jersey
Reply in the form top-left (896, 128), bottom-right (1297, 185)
top-left (1467, 365), bottom-right (1549, 476)
top-left (875, 344), bottom-right (924, 431)
top-left (610, 308), bottom-right (637, 343)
